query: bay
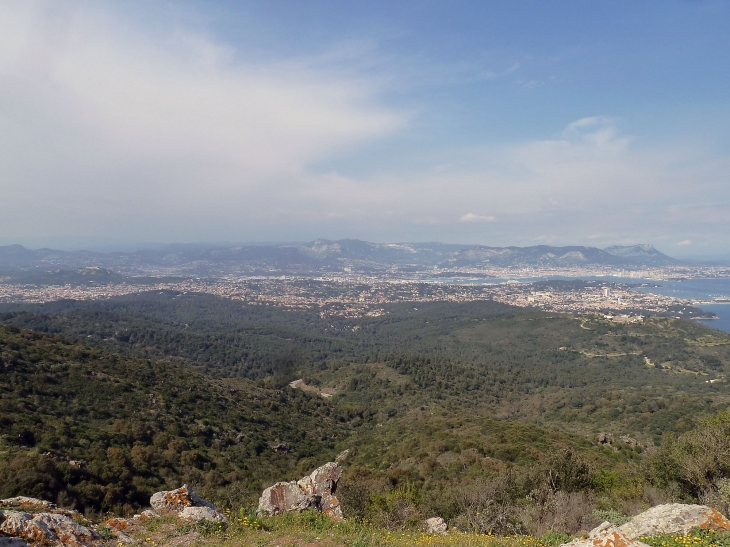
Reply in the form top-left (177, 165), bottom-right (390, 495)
top-left (694, 304), bottom-right (730, 335)
top-left (432, 275), bottom-right (730, 335)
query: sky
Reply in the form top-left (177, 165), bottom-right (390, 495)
top-left (1, 1), bottom-right (729, 257)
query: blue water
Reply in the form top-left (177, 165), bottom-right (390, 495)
top-left (627, 278), bottom-right (730, 334)
top-left (629, 278), bottom-right (730, 301)
top-left (431, 275), bottom-right (730, 334)
top-left (694, 304), bottom-right (730, 334)
top-left (533, 277), bottom-right (730, 333)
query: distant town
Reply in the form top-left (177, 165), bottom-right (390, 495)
top-left (1, 263), bottom-right (724, 320)
top-left (2, 241), bottom-right (730, 320)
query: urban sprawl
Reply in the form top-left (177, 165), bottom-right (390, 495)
top-left (2, 263), bottom-right (729, 320)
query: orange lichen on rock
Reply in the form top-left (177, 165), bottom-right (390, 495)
top-left (698, 507), bottom-right (730, 530)
top-left (561, 522), bottom-right (650, 547)
top-left (0, 510), bottom-right (101, 547)
top-left (619, 504), bottom-right (730, 538)
top-left (104, 518), bottom-right (130, 531)
top-left (149, 485), bottom-right (214, 513)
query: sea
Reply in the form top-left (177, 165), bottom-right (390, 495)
top-left (628, 277), bottom-right (730, 335)
top-left (431, 275), bottom-right (730, 335)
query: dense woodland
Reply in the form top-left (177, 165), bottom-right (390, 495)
top-left (2, 292), bottom-right (730, 532)
top-left (2, 293), bottom-right (728, 439)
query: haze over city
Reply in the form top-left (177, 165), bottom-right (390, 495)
top-left (1, 1), bottom-right (729, 258)
top-left (7, 4), bottom-right (730, 545)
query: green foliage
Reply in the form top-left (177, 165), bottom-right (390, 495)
top-left (367, 482), bottom-right (424, 531)
top-left (2, 294), bottom-right (728, 444)
top-left (591, 508), bottom-right (630, 525)
top-left (646, 411), bottom-right (730, 497)
top-left (285, 508), bottom-right (337, 533)
top-left (232, 507), bottom-right (264, 530)
top-left (0, 325), bottom-right (353, 513)
top-left (546, 449), bottom-right (593, 493)
top-left (541, 531), bottom-right (574, 547)
top-left (3, 293), bottom-right (730, 531)
top-left (197, 519), bottom-right (227, 538)
top-left (643, 530), bottom-right (730, 547)
top-left (96, 525), bottom-right (116, 540)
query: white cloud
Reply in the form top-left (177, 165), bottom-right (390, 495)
top-left (0, 1), bottom-right (406, 239)
top-left (677, 239), bottom-right (693, 246)
top-left (0, 2), bottom-right (728, 253)
top-left (460, 213), bottom-right (496, 223)
top-left (563, 116), bottom-right (614, 134)
top-left (268, 116), bottom-right (729, 250)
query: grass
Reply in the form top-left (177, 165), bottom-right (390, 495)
top-left (125, 512), bottom-right (554, 547)
top-left (642, 530), bottom-right (730, 547)
top-left (120, 511), bottom-right (730, 547)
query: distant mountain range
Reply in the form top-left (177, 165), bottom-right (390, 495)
top-left (0, 240), bottom-right (681, 277)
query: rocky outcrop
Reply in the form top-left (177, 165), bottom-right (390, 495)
top-left (561, 504), bottom-right (730, 547)
top-left (0, 499), bottom-right (86, 523)
top-left (0, 537), bottom-right (29, 547)
top-left (0, 487), bottom-right (228, 546)
top-left (619, 504), bottom-right (730, 538)
top-left (150, 485), bottom-right (214, 513)
top-left (257, 461), bottom-right (343, 520)
top-left (0, 499), bottom-right (56, 512)
top-left (597, 433), bottom-right (614, 445)
top-left (133, 510), bottom-right (159, 521)
top-left (561, 522), bottom-right (649, 547)
top-left (258, 482), bottom-right (310, 515)
top-left (620, 436), bottom-right (640, 448)
top-left (178, 507), bottom-right (227, 523)
top-left (0, 497), bottom-right (107, 547)
top-left (0, 511), bottom-right (101, 547)
top-left (424, 517), bottom-right (447, 535)
top-left (148, 485), bottom-right (227, 524)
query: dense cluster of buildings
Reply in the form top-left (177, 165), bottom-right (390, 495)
top-left (0, 270), bottom-right (701, 319)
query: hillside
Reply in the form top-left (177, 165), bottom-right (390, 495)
top-left (0, 321), bottom-right (634, 524)
top-left (3, 296), bottom-right (730, 529)
top-left (0, 325), bottom-right (355, 514)
top-left (604, 244), bottom-right (675, 264)
top-left (3, 293), bottom-right (730, 443)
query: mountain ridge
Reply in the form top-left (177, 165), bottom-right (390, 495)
top-left (0, 240), bottom-right (680, 275)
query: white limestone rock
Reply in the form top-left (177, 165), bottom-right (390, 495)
top-left (619, 504), bottom-right (730, 538)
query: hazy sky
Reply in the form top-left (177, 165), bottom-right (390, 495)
top-left (1, 1), bottom-right (729, 256)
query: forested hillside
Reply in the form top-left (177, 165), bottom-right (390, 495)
top-left (2, 293), bottom-right (729, 442)
top-left (2, 293), bottom-right (730, 528)
top-left (0, 325), bottom-right (355, 514)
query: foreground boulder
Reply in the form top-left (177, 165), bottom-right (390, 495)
top-left (178, 507), bottom-right (227, 523)
top-left (0, 499), bottom-right (56, 512)
top-left (0, 537), bottom-right (29, 547)
top-left (619, 504), bottom-right (730, 538)
top-left (149, 485), bottom-right (227, 523)
top-left (0, 499), bottom-right (85, 522)
top-left (150, 485), bottom-right (214, 512)
top-left (0, 511), bottom-right (101, 547)
top-left (258, 461), bottom-right (343, 520)
top-left (561, 522), bottom-right (650, 547)
top-left (424, 517), bottom-right (447, 535)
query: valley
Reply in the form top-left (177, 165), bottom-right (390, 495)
top-left (3, 242), bottom-right (730, 538)
top-left (2, 293), bottom-right (730, 525)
